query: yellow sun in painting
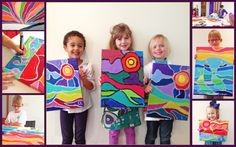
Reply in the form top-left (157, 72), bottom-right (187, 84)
top-left (174, 71), bottom-right (190, 89)
top-left (61, 64), bottom-right (74, 79)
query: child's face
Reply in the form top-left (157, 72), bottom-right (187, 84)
top-left (208, 36), bottom-right (222, 49)
top-left (115, 33), bottom-right (132, 51)
top-left (12, 103), bottom-right (22, 113)
top-left (64, 36), bottom-right (85, 58)
top-left (150, 38), bottom-right (167, 60)
top-left (206, 107), bottom-right (217, 121)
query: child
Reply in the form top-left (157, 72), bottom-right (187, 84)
top-left (218, 5), bottom-right (228, 19)
top-left (60, 31), bottom-right (95, 144)
top-left (101, 23), bottom-right (141, 145)
top-left (204, 30), bottom-right (224, 99)
top-left (2, 33), bottom-right (26, 90)
top-left (205, 99), bottom-right (221, 145)
top-left (144, 34), bottom-right (173, 144)
top-left (5, 95), bottom-right (27, 127)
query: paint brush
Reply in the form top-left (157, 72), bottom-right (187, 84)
top-left (18, 32), bottom-right (24, 63)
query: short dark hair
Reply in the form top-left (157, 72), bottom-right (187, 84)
top-left (63, 31), bottom-right (86, 47)
top-left (220, 5), bottom-right (224, 8)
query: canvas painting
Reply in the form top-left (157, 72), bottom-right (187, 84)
top-left (101, 50), bottom-right (145, 107)
top-left (46, 58), bottom-right (83, 111)
top-left (2, 2), bottom-right (45, 30)
top-left (199, 120), bottom-right (228, 142)
top-left (194, 47), bottom-right (234, 96)
top-left (4, 36), bottom-right (45, 92)
top-left (147, 63), bottom-right (190, 120)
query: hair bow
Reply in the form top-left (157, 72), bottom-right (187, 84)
top-left (209, 99), bottom-right (220, 109)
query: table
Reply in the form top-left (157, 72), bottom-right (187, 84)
top-left (192, 17), bottom-right (230, 27)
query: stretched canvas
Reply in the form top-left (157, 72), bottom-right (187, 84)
top-left (4, 36), bottom-right (45, 92)
top-left (194, 47), bottom-right (234, 96)
top-left (46, 58), bottom-right (83, 111)
top-left (2, 2), bottom-right (44, 30)
top-left (2, 125), bottom-right (44, 145)
top-left (101, 50), bottom-right (145, 107)
top-left (2, 132), bottom-right (44, 145)
top-left (147, 63), bottom-right (190, 120)
top-left (199, 120), bottom-right (228, 142)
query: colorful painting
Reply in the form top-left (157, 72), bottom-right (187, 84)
top-left (4, 36), bottom-right (45, 92)
top-left (101, 50), bottom-right (145, 107)
top-left (199, 120), bottom-right (228, 142)
top-left (194, 47), bottom-right (234, 96)
top-left (147, 63), bottom-right (190, 120)
top-left (2, 125), bottom-right (44, 145)
top-left (2, 2), bottom-right (44, 30)
top-left (46, 58), bottom-right (83, 111)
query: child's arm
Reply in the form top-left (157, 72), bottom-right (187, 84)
top-left (79, 64), bottom-right (95, 90)
top-left (2, 33), bottom-right (26, 54)
top-left (2, 72), bottom-right (15, 90)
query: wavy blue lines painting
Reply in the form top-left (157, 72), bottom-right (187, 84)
top-left (46, 58), bottom-right (83, 111)
top-left (147, 63), bottom-right (190, 120)
top-left (101, 50), bottom-right (145, 107)
top-left (194, 47), bottom-right (234, 96)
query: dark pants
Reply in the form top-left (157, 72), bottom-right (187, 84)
top-left (145, 120), bottom-right (173, 144)
top-left (60, 110), bottom-right (88, 144)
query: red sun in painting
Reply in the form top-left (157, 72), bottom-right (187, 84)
top-left (122, 52), bottom-right (140, 73)
top-left (60, 64), bottom-right (74, 79)
top-left (174, 71), bottom-right (190, 90)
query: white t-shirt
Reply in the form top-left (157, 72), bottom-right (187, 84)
top-left (6, 110), bottom-right (27, 126)
top-left (64, 61), bottom-right (96, 113)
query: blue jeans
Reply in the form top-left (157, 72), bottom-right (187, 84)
top-left (145, 120), bottom-right (173, 144)
top-left (60, 110), bottom-right (88, 144)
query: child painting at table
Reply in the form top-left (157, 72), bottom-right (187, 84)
top-left (60, 31), bottom-right (95, 144)
top-left (144, 34), bottom-right (174, 144)
top-left (101, 23), bottom-right (141, 145)
top-left (5, 95), bottom-right (27, 127)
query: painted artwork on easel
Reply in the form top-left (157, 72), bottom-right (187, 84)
top-left (194, 47), bottom-right (234, 96)
top-left (199, 120), bottom-right (228, 142)
top-left (147, 63), bottom-right (190, 120)
top-left (4, 36), bottom-right (45, 93)
top-left (101, 50), bottom-right (145, 107)
top-left (2, 2), bottom-right (45, 30)
top-left (46, 58), bottom-right (83, 111)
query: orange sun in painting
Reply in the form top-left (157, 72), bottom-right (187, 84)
top-left (122, 52), bottom-right (140, 73)
top-left (174, 71), bottom-right (190, 90)
top-left (60, 64), bottom-right (74, 79)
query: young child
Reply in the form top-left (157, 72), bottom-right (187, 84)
top-left (205, 99), bottom-right (221, 145)
top-left (101, 23), bottom-right (141, 145)
top-left (218, 5), bottom-right (228, 19)
top-left (144, 34), bottom-right (173, 144)
top-left (204, 30), bottom-right (225, 99)
top-left (60, 31), bottom-right (95, 144)
top-left (5, 95), bottom-right (27, 127)
top-left (2, 33), bottom-right (26, 90)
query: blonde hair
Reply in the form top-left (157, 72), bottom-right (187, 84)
top-left (148, 34), bottom-right (170, 59)
top-left (12, 95), bottom-right (23, 106)
top-left (206, 106), bottom-right (220, 120)
top-left (208, 30), bottom-right (222, 40)
top-left (109, 23), bottom-right (133, 51)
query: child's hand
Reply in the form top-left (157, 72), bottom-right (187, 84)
top-left (2, 71), bottom-right (15, 90)
top-left (145, 85), bottom-right (153, 93)
top-left (79, 66), bottom-right (87, 81)
top-left (14, 44), bottom-right (26, 55)
top-left (194, 54), bottom-right (197, 59)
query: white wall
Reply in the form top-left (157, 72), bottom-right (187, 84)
top-left (46, 2), bottom-right (190, 145)
top-left (222, 2), bottom-right (234, 14)
top-left (192, 29), bottom-right (234, 99)
top-left (192, 101), bottom-right (234, 145)
top-left (2, 95), bottom-right (44, 131)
